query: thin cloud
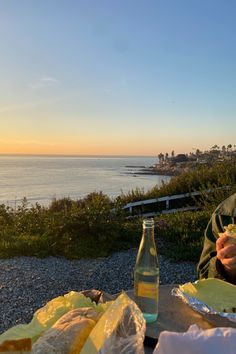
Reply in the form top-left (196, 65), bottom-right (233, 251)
top-left (0, 96), bottom-right (65, 113)
top-left (0, 139), bottom-right (57, 147)
top-left (28, 76), bottom-right (60, 90)
top-left (0, 91), bottom-right (87, 113)
top-left (0, 99), bottom-right (54, 112)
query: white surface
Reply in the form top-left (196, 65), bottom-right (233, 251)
top-left (153, 324), bottom-right (236, 354)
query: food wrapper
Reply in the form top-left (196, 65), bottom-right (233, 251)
top-left (219, 223), bottom-right (236, 245)
top-left (0, 290), bottom-right (146, 353)
top-left (81, 292), bottom-right (146, 354)
top-left (172, 278), bottom-right (236, 326)
top-left (0, 290), bottom-right (111, 344)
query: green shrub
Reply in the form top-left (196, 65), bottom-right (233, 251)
top-left (0, 192), bottom-right (141, 259)
top-left (0, 160), bottom-right (235, 261)
top-left (117, 160), bottom-right (236, 205)
top-left (155, 210), bottom-right (211, 261)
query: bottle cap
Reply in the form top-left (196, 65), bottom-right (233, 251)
top-left (143, 218), bottom-right (154, 228)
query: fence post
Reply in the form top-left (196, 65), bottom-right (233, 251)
top-left (166, 198), bottom-right (169, 210)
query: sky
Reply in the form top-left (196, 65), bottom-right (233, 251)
top-left (0, 0), bottom-right (235, 156)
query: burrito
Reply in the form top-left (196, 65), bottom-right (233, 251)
top-left (32, 307), bottom-right (101, 354)
top-left (0, 338), bottom-right (32, 353)
top-left (219, 224), bottom-right (236, 245)
top-left (0, 308), bottom-right (100, 354)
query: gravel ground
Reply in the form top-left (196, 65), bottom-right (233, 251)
top-left (0, 248), bottom-right (197, 334)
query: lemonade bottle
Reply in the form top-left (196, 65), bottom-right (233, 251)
top-left (134, 218), bottom-right (159, 323)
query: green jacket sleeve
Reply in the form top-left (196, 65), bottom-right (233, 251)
top-left (197, 213), bottom-right (226, 280)
top-left (197, 193), bottom-right (236, 283)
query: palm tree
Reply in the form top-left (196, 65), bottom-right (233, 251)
top-left (211, 144), bottom-right (219, 151)
top-left (158, 153), bottom-right (164, 164)
top-left (196, 149), bottom-right (201, 156)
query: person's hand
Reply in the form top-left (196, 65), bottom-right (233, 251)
top-left (216, 233), bottom-right (236, 281)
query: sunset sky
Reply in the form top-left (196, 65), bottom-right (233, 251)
top-left (0, 0), bottom-right (235, 156)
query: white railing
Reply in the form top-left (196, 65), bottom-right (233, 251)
top-left (123, 186), bottom-right (233, 217)
top-left (123, 191), bottom-right (200, 217)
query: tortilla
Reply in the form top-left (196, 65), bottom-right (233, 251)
top-left (180, 278), bottom-right (236, 313)
top-left (32, 308), bottom-right (101, 354)
top-left (0, 291), bottom-right (111, 345)
top-left (0, 338), bottom-right (32, 353)
top-left (219, 224), bottom-right (236, 245)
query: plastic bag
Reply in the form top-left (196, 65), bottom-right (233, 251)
top-left (81, 292), bottom-right (146, 354)
top-left (0, 290), bottom-right (111, 344)
top-left (0, 290), bottom-right (146, 353)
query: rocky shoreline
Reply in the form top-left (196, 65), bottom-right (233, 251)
top-left (125, 165), bottom-right (179, 176)
top-left (134, 167), bottom-right (178, 176)
top-left (0, 248), bottom-right (197, 335)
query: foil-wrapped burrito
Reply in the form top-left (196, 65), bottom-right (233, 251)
top-left (172, 278), bottom-right (236, 325)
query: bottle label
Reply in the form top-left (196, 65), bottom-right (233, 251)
top-left (137, 282), bottom-right (158, 299)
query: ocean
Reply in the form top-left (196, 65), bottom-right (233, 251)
top-left (0, 155), bottom-right (171, 206)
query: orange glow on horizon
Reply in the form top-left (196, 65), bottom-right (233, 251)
top-left (0, 140), bottom-right (161, 156)
top-left (0, 138), bottom-right (214, 156)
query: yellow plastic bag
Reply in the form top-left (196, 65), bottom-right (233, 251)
top-left (0, 291), bottom-right (110, 344)
top-left (0, 290), bottom-right (146, 353)
top-left (81, 292), bottom-right (146, 354)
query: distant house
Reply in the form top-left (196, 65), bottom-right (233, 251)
top-left (170, 154), bottom-right (189, 163)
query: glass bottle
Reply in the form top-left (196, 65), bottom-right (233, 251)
top-left (134, 218), bottom-right (159, 323)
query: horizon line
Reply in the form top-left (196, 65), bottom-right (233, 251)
top-left (0, 153), bottom-right (158, 158)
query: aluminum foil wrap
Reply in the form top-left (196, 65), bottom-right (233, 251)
top-left (172, 285), bottom-right (236, 326)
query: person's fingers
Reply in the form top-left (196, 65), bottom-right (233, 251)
top-left (217, 244), bottom-right (236, 260)
top-left (221, 256), bottom-right (236, 270)
top-left (216, 234), bottom-right (230, 251)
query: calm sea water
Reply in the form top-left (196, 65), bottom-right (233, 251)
top-left (0, 155), bottom-right (171, 206)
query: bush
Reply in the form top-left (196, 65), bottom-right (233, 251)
top-left (0, 160), bottom-right (235, 261)
top-left (155, 210), bottom-right (211, 261)
top-left (117, 160), bottom-right (236, 205)
top-left (0, 193), bottom-right (141, 259)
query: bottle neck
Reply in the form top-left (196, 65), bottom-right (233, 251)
top-left (142, 226), bottom-right (155, 248)
top-left (143, 226), bottom-right (154, 238)
top-left (135, 219), bottom-right (158, 269)
top-left (142, 219), bottom-right (155, 245)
